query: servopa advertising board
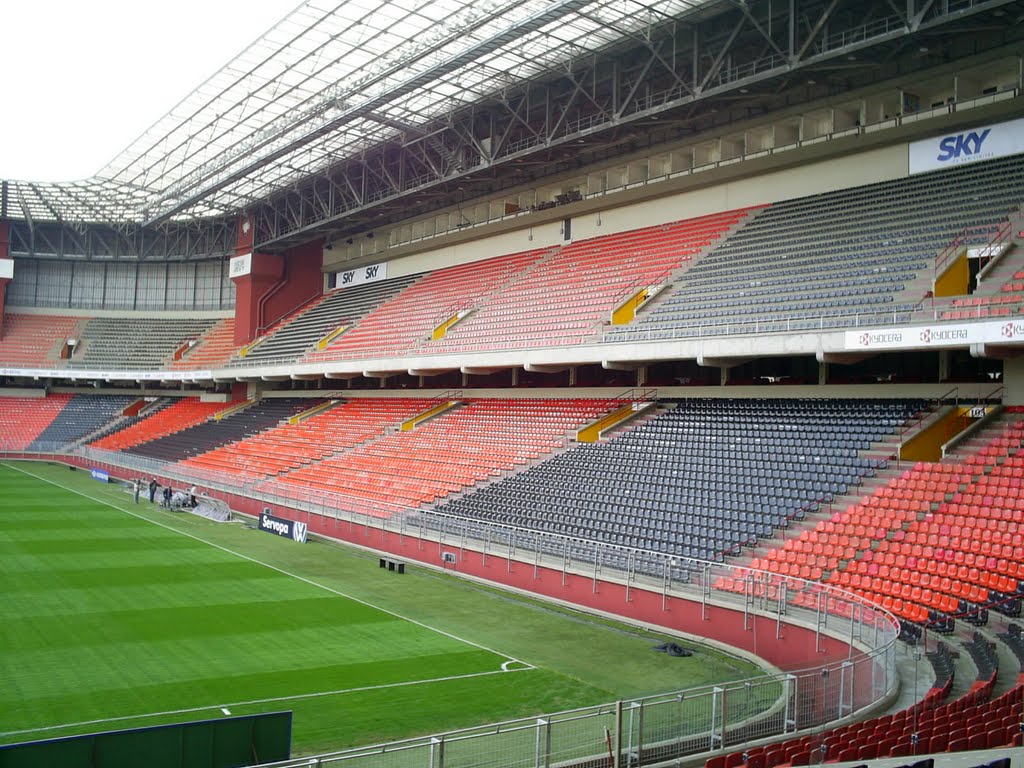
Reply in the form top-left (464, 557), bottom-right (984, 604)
top-left (909, 116), bottom-right (1024, 175)
top-left (259, 510), bottom-right (308, 543)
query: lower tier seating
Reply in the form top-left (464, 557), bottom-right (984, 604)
top-left (257, 398), bottom-right (619, 516)
top-left (434, 398), bottom-right (923, 563)
top-left (0, 393), bottom-right (73, 450)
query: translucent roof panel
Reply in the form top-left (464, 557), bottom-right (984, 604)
top-left (7, 0), bottom-right (716, 224)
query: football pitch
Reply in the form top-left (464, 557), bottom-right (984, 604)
top-left (0, 461), bottom-right (763, 757)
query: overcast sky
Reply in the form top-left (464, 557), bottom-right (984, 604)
top-left (0, 0), bottom-right (298, 182)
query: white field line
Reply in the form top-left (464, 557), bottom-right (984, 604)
top-left (1, 462), bottom-right (533, 666)
top-left (0, 667), bottom-right (532, 739)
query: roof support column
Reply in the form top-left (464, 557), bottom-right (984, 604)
top-left (230, 216), bottom-right (284, 346)
top-left (0, 221), bottom-right (12, 334)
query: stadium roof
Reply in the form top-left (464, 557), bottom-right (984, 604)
top-left (4, 0), bottom-right (717, 226)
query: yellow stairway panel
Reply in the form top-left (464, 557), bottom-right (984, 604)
top-left (432, 310), bottom-right (472, 340)
top-left (214, 399), bottom-right (253, 422)
top-left (934, 249), bottom-right (969, 298)
top-left (317, 325), bottom-right (348, 350)
top-left (238, 335), bottom-right (267, 358)
top-left (611, 288), bottom-right (650, 326)
top-left (401, 400), bottom-right (459, 431)
top-left (577, 402), bottom-right (650, 443)
top-left (900, 405), bottom-right (988, 462)
top-left (289, 399), bottom-right (338, 425)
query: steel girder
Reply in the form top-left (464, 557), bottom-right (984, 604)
top-left (8, 218), bottom-right (236, 261)
top-left (251, 0), bottom-right (1024, 252)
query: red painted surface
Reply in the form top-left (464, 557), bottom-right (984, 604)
top-left (230, 238), bottom-right (323, 346)
top-left (232, 252), bottom-right (284, 345)
top-left (235, 215), bottom-right (254, 257)
top-left (259, 240), bottom-right (323, 332)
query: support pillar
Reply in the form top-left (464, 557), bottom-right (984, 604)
top-left (230, 215), bottom-right (284, 346)
top-left (0, 221), bottom-right (11, 334)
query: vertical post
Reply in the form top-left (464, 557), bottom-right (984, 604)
top-left (839, 660), bottom-right (854, 718)
top-left (776, 580), bottom-right (787, 639)
top-left (710, 687), bottom-right (725, 750)
top-left (625, 550), bottom-right (634, 603)
top-left (430, 736), bottom-right (444, 768)
top-left (783, 674), bottom-right (797, 732)
top-left (662, 558), bottom-right (672, 611)
top-left (562, 539), bottom-right (569, 586)
top-left (613, 700), bottom-right (623, 768)
top-left (535, 718), bottom-right (551, 768)
top-left (701, 562), bottom-right (712, 620)
top-left (593, 543), bottom-right (601, 593)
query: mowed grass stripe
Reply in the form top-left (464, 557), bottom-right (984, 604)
top-left (3, 596), bottom-right (397, 652)
top-left (9, 651), bottom-right (502, 729)
top-left (0, 464), bottom-right (513, 737)
top-left (1, 461), bottom-right (765, 756)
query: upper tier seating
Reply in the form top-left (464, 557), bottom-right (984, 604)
top-left (0, 394), bottom-right (73, 450)
top-left (169, 318), bottom-right (237, 370)
top-left (305, 249), bottom-right (552, 361)
top-left (231, 276), bottom-right (420, 365)
top-left (89, 398), bottom-right (226, 451)
top-left (434, 399), bottom-right (922, 564)
top-left (67, 317), bottom-right (218, 370)
top-left (608, 153), bottom-right (1024, 341)
top-left (176, 397), bottom-right (435, 483)
top-left (126, 398), bottom-right (315, 463)
top-left (28, 394), bottom-right (135, 451)
top-left (258, 398), bottom-right (618, 516)
top-left (0, 313), bottom-right (85, 368)
top-left (429, 210), bottom-right (752, 352)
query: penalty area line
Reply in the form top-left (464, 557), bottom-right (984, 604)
top-left (0, 666), bottom-right (537, 740)
top-left (1, 461), bottom-right (530, 668)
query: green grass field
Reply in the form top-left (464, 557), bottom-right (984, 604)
top-left (0, 460), bottom-right (763, 757)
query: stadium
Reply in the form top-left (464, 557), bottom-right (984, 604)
top-left (1, 0), bottom-right (1024, 766)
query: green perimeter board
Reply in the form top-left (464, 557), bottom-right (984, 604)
top-left (0, 461), bottom-right (763, 756)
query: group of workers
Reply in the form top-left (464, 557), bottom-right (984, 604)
top-left (131, 477), bottom-right (199, 509)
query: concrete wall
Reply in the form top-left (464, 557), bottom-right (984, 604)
top-left (1004, 358), bottom-right (1024, 405)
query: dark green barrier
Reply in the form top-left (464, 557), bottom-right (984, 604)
top-left (0, 711), bottom-right (291, 768)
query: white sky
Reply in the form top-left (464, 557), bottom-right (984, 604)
top-left (0, 0), bottom-right (299, 182)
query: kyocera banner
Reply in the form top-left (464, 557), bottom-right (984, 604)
top-left (909, 117), bottom-right (1024, 175)
top-left (844, 318), bottom-right (1024, 351)
top-left (259, 509), bottom-right (308, 543)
